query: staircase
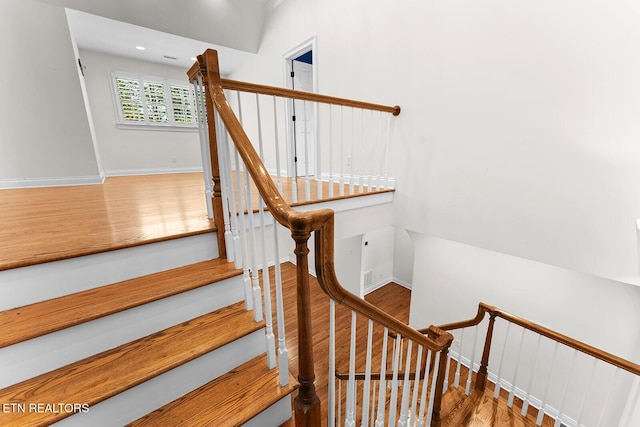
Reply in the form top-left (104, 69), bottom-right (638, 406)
top-left (0, 232), bottom-right (294, 426)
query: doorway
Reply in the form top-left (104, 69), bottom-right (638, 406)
top-left (284, 38), bottom-right (316, 178)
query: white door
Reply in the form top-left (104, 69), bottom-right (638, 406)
top-left (291, 59), bottom-right (315, 177)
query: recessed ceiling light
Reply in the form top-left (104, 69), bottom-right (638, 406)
top-left (135, 46), bottom-right (146, 51)
top-left (190, 57), bottom-right (197, 61)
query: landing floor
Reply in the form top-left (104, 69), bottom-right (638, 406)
top-left (0, 172), bottom-right (393, 271)
top-left (0, 173), bottom-right (214, 271)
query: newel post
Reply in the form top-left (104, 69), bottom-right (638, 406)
top-left (191, 51), bottom-right (227, 259)
top-left (292, 228), bottom-right (321, 426)
top-left (476, 313), bottom-right (497, 391)
top-left (431, 345), bottom-right (449, 427)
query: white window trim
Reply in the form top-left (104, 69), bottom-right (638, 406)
top-left (110, 71), bottom-right (199, 132)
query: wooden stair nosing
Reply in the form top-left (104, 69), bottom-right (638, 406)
top-left (128, 354), bottom-right (295, 427)
top-left (0, 301), bottom-right (262, 427)
top-left (0, 258), bottom-right (241, 349)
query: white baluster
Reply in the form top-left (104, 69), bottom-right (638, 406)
top-left (328, 105), bottom-right (334, 199)
top-left (397, 340), bottom-right (413, 427)
top-left (494, 322), bottom-right (512, 399)
top-left (222, 126), bottom-right (242, 269)
top-left (361, 319), bottom-right (374, 426)
top-left (370, 381), bottom-right (377, 427)
top-left (358, 108), bottom-right (365, 194)
top-left (302, 100), bottom-right (311, 201)
top-left (366, 109), bottom-right (374, 192)
top-left (521, 334), bottom-right (542, 417)
top-left (426, 351), bottom-right (442, 426)
top-left (576, 358), bottom-right (598, 426)
top-left (349, 107), bottom-right (356, 195)
top-left (443, 349), bottom-right (451, 391)
top-left (374, 328), bottom-right (389, 427)
top-left (373, 110), bottom-right (382, 191)
top-left (316, 103), bottom-right (322, 201)
top-left (537, 341), bottom-right (560, 426)
top-left (328, 299), bottom-right (336, 427)
top-left (339, 106), bottom-right (345, 197)
top-left (416, 349), bottom-right (433, 427)
top-left (345, 311), bottom-right (357, 427)
top-left (272, 96), bottom-right (283, 193)
top-left (381, 113), bottom-right (392, 189)
top-left (466, 325), bottom-right (479, 395)
top-left (232, 146), bottom-right (252, 310)
top-left (272, 221), bottom-right (288, 385)
top-left (409, 345), bottom-right (424, 427)
top-left (597, 367), bottom-right (619, 427)
top-left (193, 77), bottom-right (214, 220)
top-left (388, 334), bottom-right (402, 426)
top-left (454, 328), bottom-right (465, 388)
top-left (287, 97), bottom-right (298, 203)
top-left (254, 93), bottom-right (276, 368)
top-left (554, 349), bottom-right (579, 427)
top-left (508, 327), bottom-right (527, 407)
top-left (237, 92), bottom-right (263, 322)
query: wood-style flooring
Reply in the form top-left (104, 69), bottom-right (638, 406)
top-left (0, 173), bottom-right (214, 271)
top-left (0, 172), bottom-right (392, 271)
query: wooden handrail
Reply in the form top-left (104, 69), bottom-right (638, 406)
top-left (427, 302), bottom-right (640, 376)
top-left (190, 49), bottom-right (451, 426)
top-left (188, 61), bottom-right (401, 115)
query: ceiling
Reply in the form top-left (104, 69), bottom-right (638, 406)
top-left (66, 8), bottom-right (256, 75)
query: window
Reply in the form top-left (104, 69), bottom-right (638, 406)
top-left (111, 72), bottom-right (198, 130)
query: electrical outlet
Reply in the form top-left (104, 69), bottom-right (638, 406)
top-left (346, 156), bottom-right (351, 166)
top-left (172, 156), bottom-right (177, 163)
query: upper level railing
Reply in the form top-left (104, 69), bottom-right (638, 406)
top-left (427, 302), bottom-right (640, 427)
top-left (188, 49), bottom-right (453, 427)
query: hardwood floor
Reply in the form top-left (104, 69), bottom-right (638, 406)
top-left (0, 173), bottom-right (214, 271)
top-left (0, 172), bottom-right (392, 271)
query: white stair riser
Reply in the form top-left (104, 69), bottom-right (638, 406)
top-left (54, 329), bottom-right (266, 427)
top-left (243, 395), bottom-right (293, 427)
top-left (0, 233), bottom-right (218, 310)
top-left (0, 275), bottom-right (243, 388)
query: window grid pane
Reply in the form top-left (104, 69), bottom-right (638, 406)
top-left (116, 78), bottom-right (144, 122)
top-left (170, 85), bottom-right (195, 124)
top-left (143, 80), bottom-right (169, 123)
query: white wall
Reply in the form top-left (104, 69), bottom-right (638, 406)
top-left (79, 49), bottom-right (203, 175)
top-left (409, 235), bottom-right (640, 362)
top-left (230, 0), bottom-right (640, 286)
top-left (0, 0), bottom-right (100, 187)
top-left (334, 235), bottom-right (362, 297)
top-left (362, 227), bottom-right (394, 293)
top-left (392, 228), bottom-right (413, 288)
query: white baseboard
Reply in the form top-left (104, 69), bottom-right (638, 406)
top-left (364, 276), bottom-right (412, 295)
top-left (0, 175), bottom-right (104, 189)
top-left (105, 167), bottom-right (203, 177)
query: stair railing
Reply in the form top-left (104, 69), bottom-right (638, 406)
top-left (188, 49), bottom-right (453, 427)
top-left (429, 302), bottom-right (640, 427)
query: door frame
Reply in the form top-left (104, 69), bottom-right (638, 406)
top-left (283, 37), bottom-right (317, 179)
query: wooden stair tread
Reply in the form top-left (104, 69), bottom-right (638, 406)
top-left (0, 258), bottom-right (241, 348)
top-left (440, 386), bottom-right (552, 427)
top-left (128, 354), bottom-right (294, 427)
top-left (0, 301), bottom-right (262, 426)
